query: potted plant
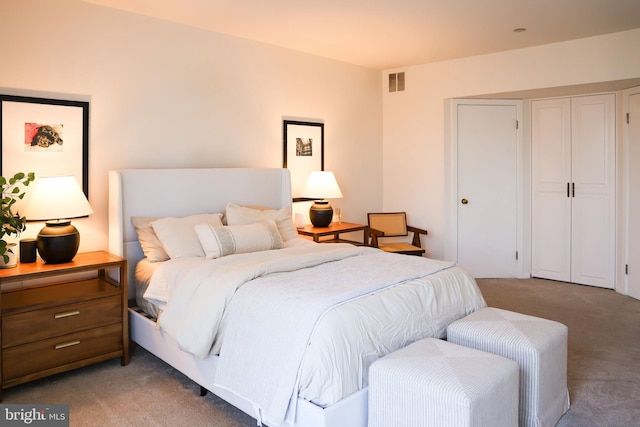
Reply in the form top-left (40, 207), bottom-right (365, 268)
top-left (0, 172), bottom-right (35, 266)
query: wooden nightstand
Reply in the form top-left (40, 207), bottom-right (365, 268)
top-left (0, 251), bottom-right (128, 400)
top-left (297, 222), bottom-right (370, 245)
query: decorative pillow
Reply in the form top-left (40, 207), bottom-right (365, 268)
top-left (151, 213), bottom-right (224, 258)
top-left (131, 217), bottom-right (170, 262)
top-left (225, 203), bottom-right (298, 242)
top-left (195, 220), bottom-right (285, 259)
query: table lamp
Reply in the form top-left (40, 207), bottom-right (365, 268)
top-left (302, 171), bottom-right (343, 227)
top-left (22, 176), bottom-right (93, 263)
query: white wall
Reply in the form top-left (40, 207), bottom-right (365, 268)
top-left (0, 0), bottom-right (382, 252)
top-left (4, 1), bottom-right (639, 265)
top-left (383, 29), bottom-right (640, 261)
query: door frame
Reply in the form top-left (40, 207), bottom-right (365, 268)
top-left (445, 99), bottom-right (528, 278)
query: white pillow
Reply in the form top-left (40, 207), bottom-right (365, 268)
top-left (225, 203), bottom-right (298, 242)
top-left (195, 220), bottom-right (284, 259)
top-left (151, 213), bottom-right (224, 258)
top-left (131, 217), bottom-right (170, 262)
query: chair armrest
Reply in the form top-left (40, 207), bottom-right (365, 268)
top-left (407, 225), bottom-right (427, 235)
top-left (368, 227), bottom-right (384, 248)
top-left (407, 225), bottom-right (427, 247)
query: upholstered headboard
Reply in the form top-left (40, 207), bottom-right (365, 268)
top-left (108, 168), bottom-right (292, 299)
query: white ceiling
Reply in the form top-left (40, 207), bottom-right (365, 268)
top-left (83, 0), bottom-right (640, 70)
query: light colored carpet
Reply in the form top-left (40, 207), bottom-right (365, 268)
top-left (2, 345), bottom-right (256, 426)
top-left (478, 278), bottom-right (640, 427)
top-left (3, 278), bottom-right (639, 426)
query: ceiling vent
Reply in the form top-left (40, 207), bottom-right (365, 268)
top-left (388, 72), bottom-right (405, 92)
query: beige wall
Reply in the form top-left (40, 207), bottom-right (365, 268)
top-left (0, 0), bottom-right (382, 252)
top-left (383, 29), bottom-right (640, 260)
top-left (3, 1), bottom-right (640, 264)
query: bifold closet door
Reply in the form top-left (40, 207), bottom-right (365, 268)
top-left (531, 99), bottom-right (572, 282)
top-left (570, 94), bottom-right (615, 288)
top-left (532, 94), bottom-right (615, 289)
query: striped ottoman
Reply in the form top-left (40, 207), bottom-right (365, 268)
top-left (368, 338), bottom-right (519, 427)
top-left (447, 307), bottom-right (570, 427)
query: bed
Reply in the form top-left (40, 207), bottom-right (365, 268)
top-left (108, 167), bottom-right (486, 427)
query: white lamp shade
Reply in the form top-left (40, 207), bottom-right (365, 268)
top-left (23, 176), bottom-right (93, 221)
top-left (302, 171), bottom-right (343, 199)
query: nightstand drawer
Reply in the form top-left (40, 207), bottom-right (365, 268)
top-left (2, 296), bottom-right (121, 348)
top-left (2, 323), bottom-right (122, 381)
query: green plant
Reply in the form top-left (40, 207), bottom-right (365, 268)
top-left (0, 172), bottom-right (35, 263)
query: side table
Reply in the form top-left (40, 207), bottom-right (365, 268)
top-left (0, 251), bottom-right (128, 400)
top-left (297, 222), bottom-right (370, 245)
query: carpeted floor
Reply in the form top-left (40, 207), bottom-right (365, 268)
top-left (2, 344), bottom-right (256, 426)
top-left (478, 278), bottom-right (640, 427)
top-left (2, 278), bottom-right (639, 426)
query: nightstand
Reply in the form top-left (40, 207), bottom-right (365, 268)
top-left (297, 222), bottom-right (370, 245)
top-left (0, 251), bottom-right (128, 400)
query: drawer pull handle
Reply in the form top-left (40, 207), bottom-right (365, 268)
top-left (55, 340), bottom-right (81, 350)
top-left (54, 310), bottom-right (80, 319)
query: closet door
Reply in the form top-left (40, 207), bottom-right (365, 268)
top-left (531, 94), bottom-right (615, 288)
top-left (627, 90), bottom-right (640, 299)
top-left (571, 94), bottom-right (616, 288)
top-left (531, 99), bottom-right (572, 282)
top-left (456, 102), bottom-right (519, 278)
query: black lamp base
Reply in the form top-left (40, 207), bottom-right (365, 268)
top-left (36, 220), bottom-right (80, 264)
top-left (309, 200), bottom-right (334, 228)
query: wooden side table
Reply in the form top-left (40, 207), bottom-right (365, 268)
top-left (0, 251), bottom-right (128, 400)
top-left (297, 222), bottom-right (370, 245)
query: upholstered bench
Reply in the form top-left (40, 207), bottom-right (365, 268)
top-left (447, 307), bottom-right (570, 427)
top-left (368, 337), bottom-right (519, 427)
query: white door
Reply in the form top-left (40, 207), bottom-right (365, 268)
top-left (531, 99), bottom-right (572, 281)
top-left (456, 103), bottom-right (519, 278)
top-left (627, 90), bottom-right (640, 299)
top-left (570, 94), bottom-right (616, 288)
top-left (531, 94), bottom-right (615, 289)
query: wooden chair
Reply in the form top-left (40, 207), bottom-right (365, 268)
top-left (367, 212), bottom-right (427, 256)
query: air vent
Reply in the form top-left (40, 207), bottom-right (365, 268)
top-left (388, 72), bottom-right (405, 92)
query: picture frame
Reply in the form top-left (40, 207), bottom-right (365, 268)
top-left (283, 120), bottom-right (324, 200)
top-left (0, 95), bottom-right (89, 198)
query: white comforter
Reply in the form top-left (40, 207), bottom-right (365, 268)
top-left (145, 243), bottom-right (378, 357)
top-left (144, 243), bottom-right (486, 426)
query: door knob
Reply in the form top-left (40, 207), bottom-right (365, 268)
top-left (461, 198), bottom-right (468, 204)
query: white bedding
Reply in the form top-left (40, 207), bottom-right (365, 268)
top-left (143, 241), bottom-right (486, 426)
top-left (297, 265), bottom-right (484, 406)
top-left (145, 242), bottom-right (374, 357)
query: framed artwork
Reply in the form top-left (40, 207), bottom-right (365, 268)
top-left (283, 120), bottom-right (324, 200)
top-left (0, 95), bottom-right (89, 198)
